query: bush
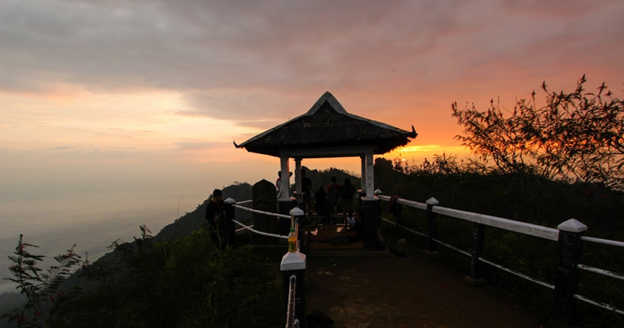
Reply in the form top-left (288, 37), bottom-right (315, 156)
top-left (4, 227), bottom-right (283, 328)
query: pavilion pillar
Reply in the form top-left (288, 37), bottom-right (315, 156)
top-left (361, 152), bottom-right (379, 248)
top-left (294, 158), bottom-right (302, 195)
top-left (365, 152), bottom-right (374, 197)
top-left (279, 156), bottom-right (290, 200)
top-left (360, 155), bottom-right (366, 193)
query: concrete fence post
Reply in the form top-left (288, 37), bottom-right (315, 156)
top-left (281, 250), bottom-right (307, 328)
top-left (223, 198), bottom-right (236, 248)
top-left (465, 223), bottom-right (486, 285)
top-left (278, 198), bottom-right (297, 241)
top-left (362, 192), bottom-right (381, 248)
top-left (290, 207), bottom-right (305, 250)
top-left (552, 218), bottom-right (587, 326)
top-left (425, 197), bottom-right (439, 256)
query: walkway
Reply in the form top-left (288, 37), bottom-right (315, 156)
top-left (305, 253), bottom-right (543, 328)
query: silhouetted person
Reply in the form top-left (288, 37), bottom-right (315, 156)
top-left (301, 168), bottom-right (313, 213)
top-left (315, 186), bottom-right (328, 222)
top-left (326, 176), bottom-right (341, 223)
top-left (205, 189), bottom-right (225, 248)
top-left (341, 178), bottom-right (356, 222)
top-left (276, 171), bottom-right (292, 198)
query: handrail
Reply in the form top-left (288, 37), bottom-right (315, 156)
top-left (378, 194), bottom-right (427, 210)
top-left (580, 236), bottom-right (624, 248)
top-left (233, 203), bottom-right (291, 219)
top-left (285, 275), bottom-right (298, 328)
top-left (377, 193), bottom-right (624, 318)
top-left (232, 219), bottom-right (288, 239)
top-left (432, 206), bottom-right (560, 241)
top-left (577, 263), bottom-right (624, 282)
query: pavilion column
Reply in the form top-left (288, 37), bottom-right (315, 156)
top-left (294, 158), bottom-right (302, 195)
top-left (360, 155), bottom-right (366, 193)
top-left (362, 151), bottom-right (380, 248)
top-left (365, 152), bottom-right (374, 197)
top-left (279, 156), bottom-right (290, 200)
top-left (279, 155), bottom-right (296, 238)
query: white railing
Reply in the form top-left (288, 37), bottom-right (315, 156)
top-left (225, 199), bottom-right (306, 327)
top-left (230, 201), bottom-right (292, 239)
top-left (377, 194), bottom-right (624, 316)
top-left (285, 275), bottom-right (299, 328)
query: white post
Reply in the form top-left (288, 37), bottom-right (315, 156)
top-left (295, 158), bottom-right (302, 195)
top-left (360, 155), bottom-right (366, 193)
top-left (365, 152), bottom-right (374, 198)
top-left (280, 156), bottom-right (290, 200)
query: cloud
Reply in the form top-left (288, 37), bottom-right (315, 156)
top-left (0, 0), bottom-right (622, 127)
top-left (49, 146), bottom-right (73, 150)
top-left (173, 141), bottom-right (227, 150)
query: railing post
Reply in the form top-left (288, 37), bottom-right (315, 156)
top-left (552, 218), bottom-right (587, 326)
top-left (361, 191), bottom-right (381, 248)
top-left (279, 198), bottom-right (298, 241)
top-left (290, 207), bottom-right (305, 250)
top-left (281, 250), bottom-right (306, 328)
top-left (425, 197), bottom-right (439, 256)
top-left (465, 223), bottom-right (486, 286)
top-left (223, 198), bottom-right (236, 248)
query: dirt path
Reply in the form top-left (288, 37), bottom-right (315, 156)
top-left (305, 254), bottom-right (543, 328)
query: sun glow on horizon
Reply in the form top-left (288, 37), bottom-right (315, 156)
top-left (383, 144), bottom-right (471, 164)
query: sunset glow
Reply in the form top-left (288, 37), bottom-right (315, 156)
top-left (1, 2), bottom-right (623, 288)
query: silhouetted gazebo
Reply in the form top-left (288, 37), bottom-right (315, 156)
top-left (234, 92), bottom-right (417, 247)
top-left (234, 91), bottom-right (417, 199)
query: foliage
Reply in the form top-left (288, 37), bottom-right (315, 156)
top-left (1, 235), bottom-right (82, 327)
top-left (452, 75), bottom-right (624, 189)
top-left (3, 225), bottom-right (282, 328)
top-left (51, 226), bottom-right (282, 328)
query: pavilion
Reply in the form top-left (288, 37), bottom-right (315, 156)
top-left (234, 91), bottom-right (417, 246)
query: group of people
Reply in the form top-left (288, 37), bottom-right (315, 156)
top-left (317, 176), bottom-right (357, 224)
top-left (206, 172), bottom-right (364, 247)
top-left (276, 170), bottom-right (358, 222)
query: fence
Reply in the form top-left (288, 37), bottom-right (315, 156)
top-left (377, 192), bottom-right (624, 324)
top-left (223, 198), bottom-right (307, 328)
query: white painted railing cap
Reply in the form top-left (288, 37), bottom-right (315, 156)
top-left (557, 218), bottom-right (588, 233)
top-left (290, 207), bottom-right (304, 216)
top-left (224, 198), bottom-right (236, 204)
top-left (374, 189), bottom-right (382, 195)
top-left (280, 251), bottom-right (307, 271)
top-left (426, 197), bottom-right (439, 205)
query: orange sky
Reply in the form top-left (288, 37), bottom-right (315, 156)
top-left (1, 0), bottom-right (624, 234)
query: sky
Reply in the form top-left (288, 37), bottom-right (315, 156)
top-left (1, 0), bottom-right (623, 292)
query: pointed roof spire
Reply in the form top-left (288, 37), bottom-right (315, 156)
top-left (235, 92), bottom-right (417, 157)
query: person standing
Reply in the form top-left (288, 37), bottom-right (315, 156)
top-left (341, 178), bottom-right (356, 223)
top-left (205, 189), bottom-right (225, 248)
top-left (315, 186), bottom-right (328, 221)
top-left (326, 176), bottom-right (341, 224)
top-left (301, 168), bottom-right (313, 213)
top-left (276, 171), bottom-right (293, 199)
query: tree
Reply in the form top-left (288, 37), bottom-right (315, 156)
top-left (452, 75), bottom-right (624, 188)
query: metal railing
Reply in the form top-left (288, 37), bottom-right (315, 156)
top-left (378, 194), bottom-right (624, 317)
top-left (224, 198), bottom-right (307, 327)
top-left (285, 275), bottom-right (299, 328)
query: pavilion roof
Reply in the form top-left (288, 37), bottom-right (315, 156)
top-left (234, 92), bottom-right (417, 157)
